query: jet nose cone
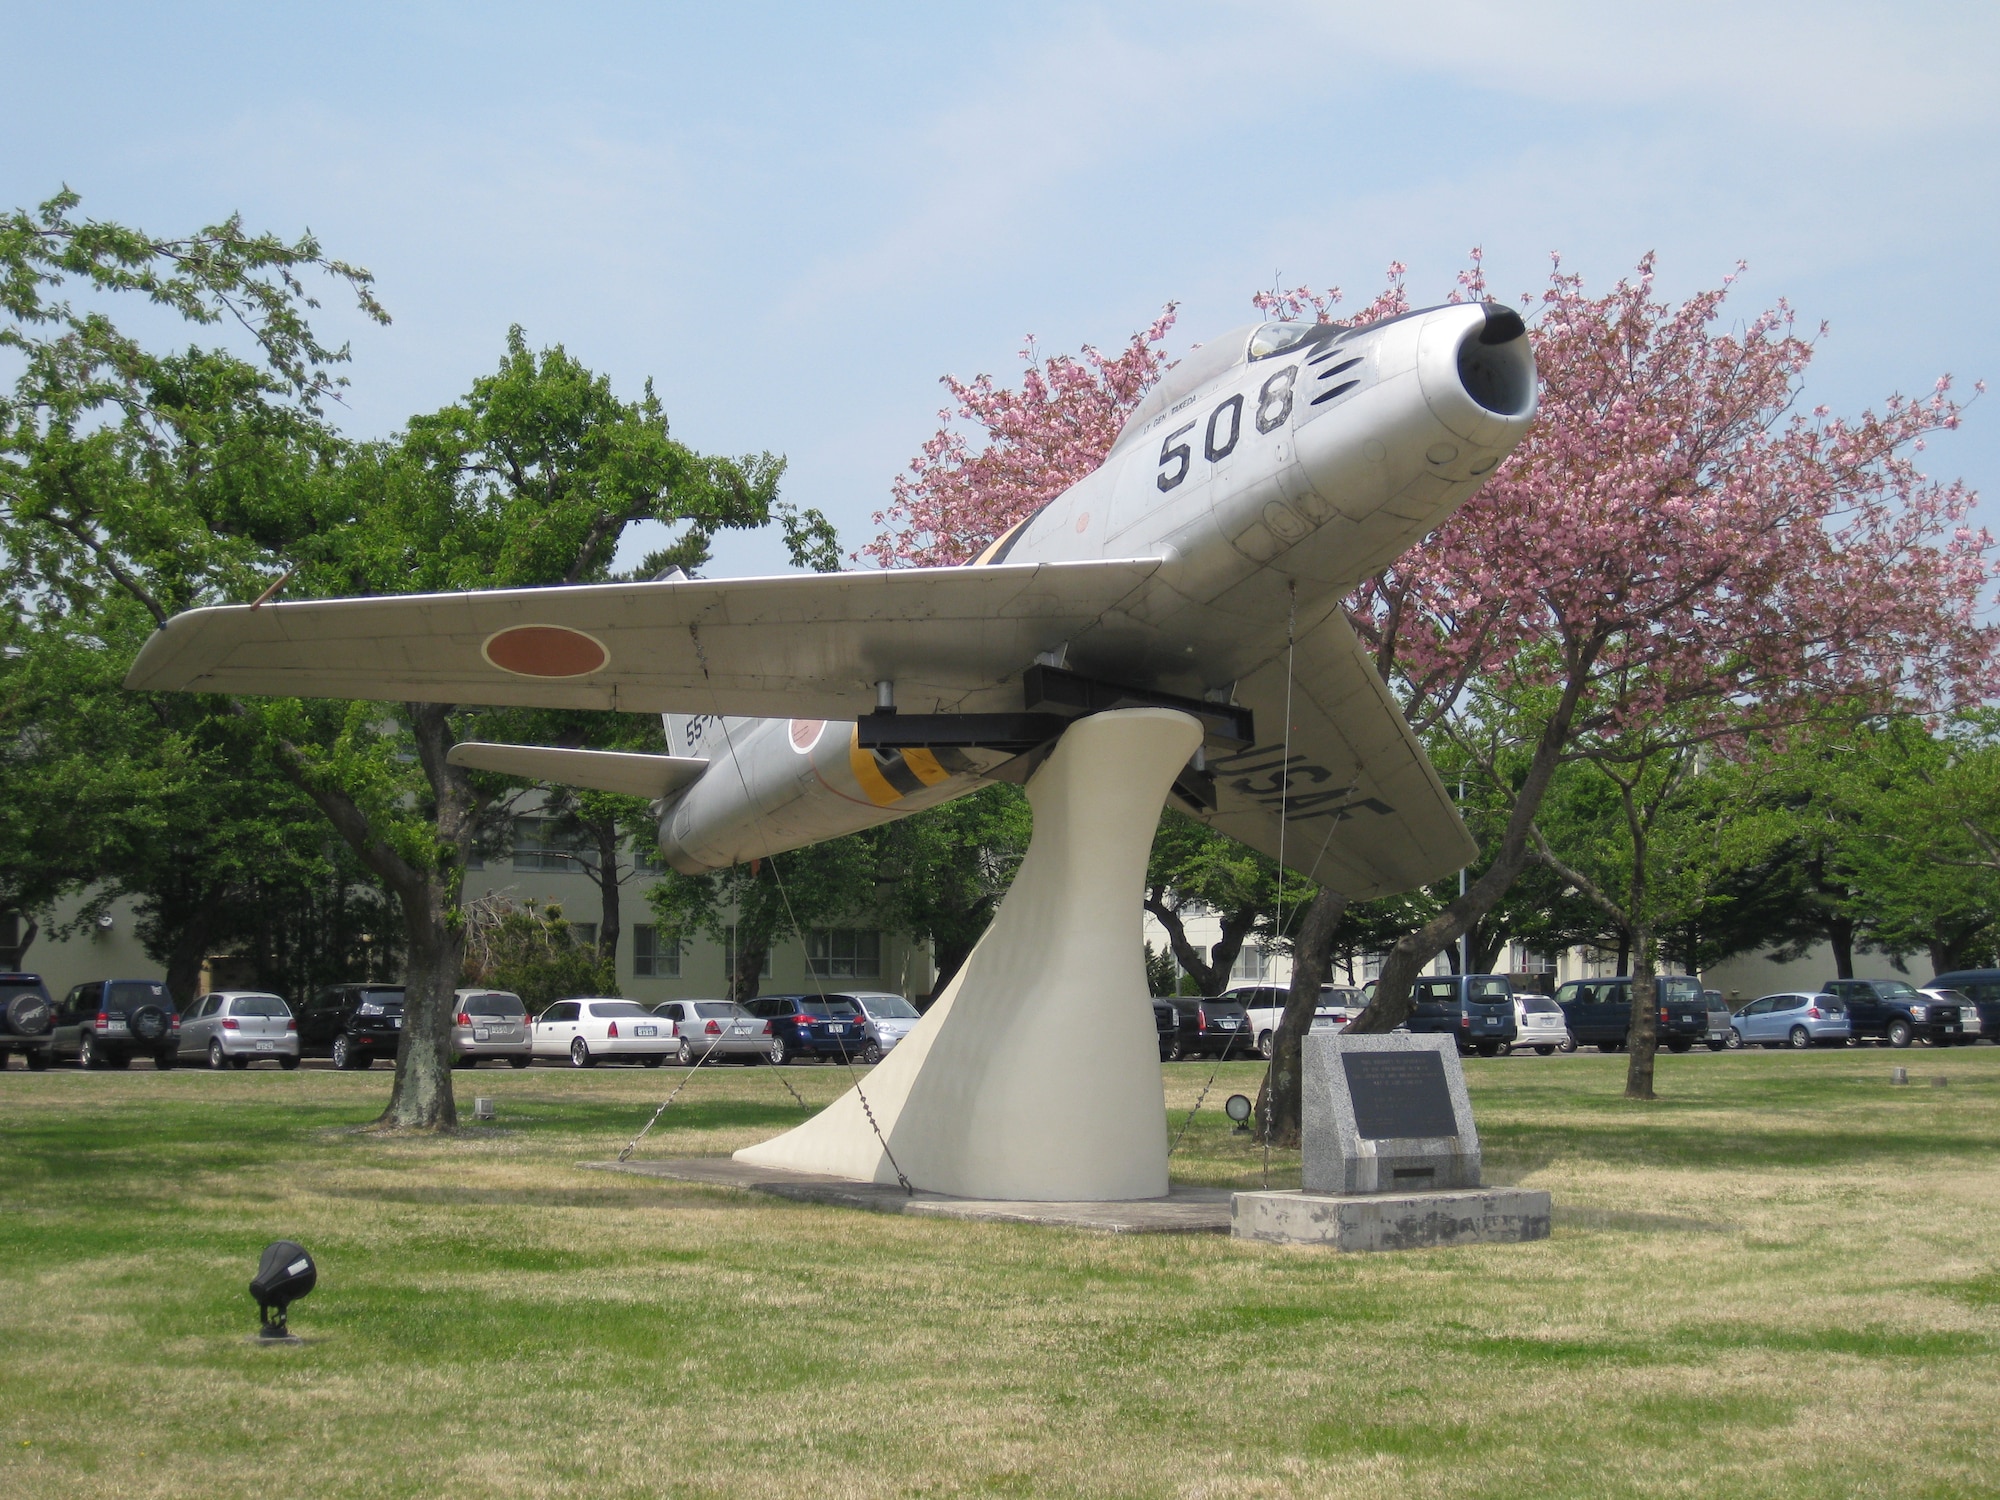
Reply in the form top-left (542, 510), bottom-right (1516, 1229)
top-left (1416, 301), bottom-right (1537, 446)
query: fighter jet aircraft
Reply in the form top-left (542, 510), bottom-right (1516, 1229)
top-left (126, 301), bottom-right (1537, 898)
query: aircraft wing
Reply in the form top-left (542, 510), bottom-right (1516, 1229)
top-left (122, 560), bottom-right (1161, 719)
top-left (1193, 610), bottom-right (1475, 899)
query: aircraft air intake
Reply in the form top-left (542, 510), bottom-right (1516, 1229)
top-left (1457, 305), bottom-right (1535, 417)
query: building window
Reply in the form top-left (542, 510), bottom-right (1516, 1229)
top-left (570, 922), bottom-right (598, 951)
top-left (632, 925), bottom-right (681, 978)
top-left (724, 925), bottom-right (773, 983)
top-left (806, 928), bottom-right (881, 979)
top-left (512, 817), bottom-right (586, 872)
top-left (1229, 945), bottom-right (1271, 982)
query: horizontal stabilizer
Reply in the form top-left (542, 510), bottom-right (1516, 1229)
top-left (446, 742), bottom-right (709, 799)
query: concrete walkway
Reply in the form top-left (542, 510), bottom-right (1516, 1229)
top-left (586, 1156), bottom-right (1233, 1234)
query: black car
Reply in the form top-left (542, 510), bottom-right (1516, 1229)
top-left (1555, 974), bottom-right (1709, 1053)
top-left (1405, 974), bottom-right (1517, 1056)
top-left (1925, 969), bottom-right (2000, 1042)
top-left (741, 995), bottom-right (870, 1063)
top-left (1161, 996), bottom-right (1252, 1059)
top-left (298, 984), bottom-right (407, 1069)
top-left (1822, 978), bottom-right (1963, 1048)
top-left (1153, 999), bottom-right (1183, 1061)
top-left (48, 979), bottom-right (180, 1069)
top-left (0, 972), bottom-right (56, 1070)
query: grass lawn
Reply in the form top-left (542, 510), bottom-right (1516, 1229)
top-left (2, 1046), bottom-right (1997, 1498)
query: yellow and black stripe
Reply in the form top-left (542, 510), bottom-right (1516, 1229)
top-left (847, 729), bottom-right (977, 808)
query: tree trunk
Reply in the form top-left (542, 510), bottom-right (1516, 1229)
top-left (926, 934), bottom-right (975, 1008)
top-left (1827, 916), bottom-right (1855, 979)
top-left (592, 816), bottom-right (622, 966)
top-left (381, 869), bottom-right (464, 1130)
top-left (1624, 925), bottom-right (1659, 1100)
top-left (1347, 655), bottom-right (1595, 1035)
top-left (1144, 893), bottom-right (1260, 996)
top-left (163, 897), bottom-right (220, 1012)
top-left (1254, 887), bottom-right (1348, 1150)
top-left (730, 945), bottom-right (770, 1004)
top-left (1615, 932), bottom-right (1630, 976)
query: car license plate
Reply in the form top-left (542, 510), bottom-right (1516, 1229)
top-left (829, 1024), bottom-right (846, 1034)
top-left (635, 1025), bottom-right (657, 1037)
top-left (256, 1040), bottom-right (274, 1051)
top-left (731, 1025), bottom-right (751, 1035)
top-left (474, 1027), bottom-right (490, 1041)
top-left (392, 1017), bottom-right (402, 1029)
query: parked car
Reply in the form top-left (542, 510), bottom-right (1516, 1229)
top-left (1153, 999), bottom-right (1184, 1060)
top-left (1512, 993), bottom-right (1570, 1055)
top-left (531, 998), bottom-right (673, 1067)
top-left (1821, 978), bottom-right (1964, 1047)
top-left (1701, 990), bottom-right (1734, 1050)
top-left (1160, 995), bottom-right (1253, 1059)
top-left (830, 991), bottom-right (921, 1059)
top-left (451, 988), bottom-right (532, 1068)
top-left (1554, 974), bottom-right (1710, 1053)
top-left (1228, 983), bottom-right (1364, 1058)
top-left (654, 999), bottom-right (767, 1064)
top-left (1926, 969), bottom-right (2000, 1040)
top-left (739, 995), bottom-right (870, 1064)
top-left (1406, 974), bottom-right (1517, 1056)
top-left (1730, 992), bottom-right (1851, 1049)
top-left (49, 979), bottom-right (180, 1069)
top-left (298, 984), bottom-right (406, 1070)
top-left (178, 991), bottom-right (300, 1069)
top-left (0, 972), bottom-right (55, 1070)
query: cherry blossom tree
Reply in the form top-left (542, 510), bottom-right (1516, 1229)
top-left (871, 253), bottom-right (1997, 1108)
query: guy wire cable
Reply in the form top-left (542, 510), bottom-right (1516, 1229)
top-left (686, 621), bottom-right (916, 1195)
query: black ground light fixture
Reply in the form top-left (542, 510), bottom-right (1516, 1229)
top-left (1225, 1094), bottom-right (1253, 1134)
top-left (250, 1241), bottom-right (317, 1340)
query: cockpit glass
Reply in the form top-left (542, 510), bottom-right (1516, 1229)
top-left (1248, 322), bottom-right (1315, 360)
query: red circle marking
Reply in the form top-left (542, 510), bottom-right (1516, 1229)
top-left (789, 719), bottom-right (827, 753)
top-left (1075, 511), bottom-right (1091, 533)
top-left (482, 625), bottom-right (608, 678)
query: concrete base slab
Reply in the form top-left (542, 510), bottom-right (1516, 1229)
top-left (587, 1157), bottom-right (1233, 1234)
top-left (1231, 1187), bottom-right (1552, 1252)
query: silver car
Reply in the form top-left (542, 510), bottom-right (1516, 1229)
top-left (1512, 994), bottom-right (1571, 1054)
top-left (1732, 992), bottom-right (1851, 1049)
top-left (654, 999), bottom-right (768, 1063)
top-left (452, 988), bottom-right (532, 1067)
top-left (832, 991), bottom-right (921, 1060)
top-left (179, 991), bottom-right (299, 1070)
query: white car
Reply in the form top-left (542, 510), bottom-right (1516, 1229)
top-left (1227, 983), bottom-right (1364, 1058)
top-left (1512, 993), bottom-right (1572, 1055)
top-left (654, 999), bottom-right (767, 1063)
top-left (530, 998), bottom-right (673, 1068)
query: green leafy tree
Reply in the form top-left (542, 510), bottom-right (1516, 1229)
top-left (460, 896), bottom-right (613, 1009)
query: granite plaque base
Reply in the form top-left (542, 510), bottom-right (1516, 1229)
top-left (1231, 1186), bottom-right (1552, 1252)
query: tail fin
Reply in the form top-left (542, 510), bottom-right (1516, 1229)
top-left (663, 713), bottom-right (725, 760)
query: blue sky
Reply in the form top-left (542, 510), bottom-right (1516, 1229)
top-left (5, 1), bottom-right (1995, 575)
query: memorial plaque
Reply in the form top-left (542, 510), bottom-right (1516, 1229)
top-left (1301, 1033), bottom-right (1481, 1194)
top-left (1341, 1050), bottom-right (1457, 1140)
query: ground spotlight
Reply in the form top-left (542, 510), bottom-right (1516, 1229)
top-left (1224, 1094), bottom-right (1252, 1134)
top-left (251, 1240), bottom-right (317, 1341)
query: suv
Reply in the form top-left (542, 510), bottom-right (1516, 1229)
top-left (0, 972), bottom-right (56, 1070)
top-left (1555, 974), bottom-right (1710, 1053)
top-left (741, 995), bottom-right (870, 1064)
top-left (1163, 995), bottom-right (1253, 1059)
top-left (49, 979), bottom-right (180, 1069)
top-left (1228, 983), bottom-right (1364, 1059)
top-left (1926, 969), bottom-right (2000, 1041)
top-left (1406, 974), bottom-right (1517, 1056)
top-left (451, 988), bottom-right (532, 1068)
top-left (298, 984), bottom-right (407, 1069)
top-left (1822, 978), bottom-right (1963, 1048)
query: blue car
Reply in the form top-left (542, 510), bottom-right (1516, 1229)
top-left (1731, 992), bottom-right (1851, 1049)
top-left (740, 995), bottom-right (870, 1064)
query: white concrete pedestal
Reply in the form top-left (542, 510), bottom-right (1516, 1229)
top-left (734, 707), bottom-right (1203, 1201)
